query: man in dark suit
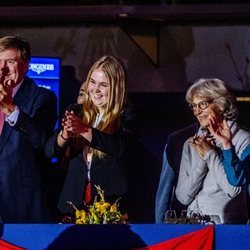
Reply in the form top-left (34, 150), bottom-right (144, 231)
top-left (0, 36), bottom-right (57, 222)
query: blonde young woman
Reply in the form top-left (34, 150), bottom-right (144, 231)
top-left (46, 56), bottom-right (135, 218)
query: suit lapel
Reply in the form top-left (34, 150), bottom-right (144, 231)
top-left (0, 79), bottom-right (31, 152)
top-left (13, 78), bottom-right (31, 109)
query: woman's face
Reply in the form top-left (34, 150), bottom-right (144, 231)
top-left (88, 69), bottom-right (110, 112)
top-left (191, 95), bottom-right (222, 128)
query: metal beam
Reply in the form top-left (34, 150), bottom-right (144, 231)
top-left (0, 4), bottom-right (250, 25)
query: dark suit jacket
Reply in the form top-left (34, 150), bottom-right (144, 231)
top-left (0, 77), bottom-right (57, 223)
top-left (45, 106), bottom-right (136, 216)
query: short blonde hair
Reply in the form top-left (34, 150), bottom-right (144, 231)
top-left (0, 36), bottom-right (31, 63)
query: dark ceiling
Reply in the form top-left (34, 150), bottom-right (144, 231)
top-left (0, 0), bottom-right (249, 6)
top-left (0, 1), bottom-right (249, 25)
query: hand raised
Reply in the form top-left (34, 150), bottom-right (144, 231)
top-left (64, 111), bottom-right (90, 134)
top-left (188, 135), bottom-right (213, 159)
top-left (209, 117), bottom-right (232, 149)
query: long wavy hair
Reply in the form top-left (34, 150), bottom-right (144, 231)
top-left (82, 55), bottom-right (126, 133)
top-left (77, 56), bottom-right (127, 158)
top-left (185, 78), bottom-right (238, 121)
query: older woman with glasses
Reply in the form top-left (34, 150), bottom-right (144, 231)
top-left (175, 78), bottom-right (250, 224)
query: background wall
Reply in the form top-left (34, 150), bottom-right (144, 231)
top-left (1, 22), bottom-right (249, 155)
top-left (0, 24), bottom-right (249, 92)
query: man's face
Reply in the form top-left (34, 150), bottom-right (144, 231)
top-left (0, 49), bottom-right (28, 87)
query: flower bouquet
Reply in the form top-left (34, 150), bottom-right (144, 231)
top-left (67, 185), bottom-right (128, 224)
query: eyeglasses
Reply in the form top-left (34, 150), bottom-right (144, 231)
top-left (189, 100), bottom-right (213, 111)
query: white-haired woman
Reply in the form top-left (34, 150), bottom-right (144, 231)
top-left (175, 78), bottom-right (250, 224)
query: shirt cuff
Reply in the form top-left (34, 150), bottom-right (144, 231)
top-left (6, 106), bottom-right (20, 126)
top-left (222, 147), bottom-right (235, 161)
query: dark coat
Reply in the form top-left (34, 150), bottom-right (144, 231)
top-left (0, 77), bottom-right (57, 223)
top-left (45, 106), bottom-right (136, 215)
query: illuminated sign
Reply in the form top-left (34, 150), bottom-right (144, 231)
top-left (27, 57), bottom-right (61, 161)
top-left (29, 63), bottom-right (54, 75)
top-left (27, 57), bottom-right (60, 99)
top-left (27, 57), bottom-right (60, 79)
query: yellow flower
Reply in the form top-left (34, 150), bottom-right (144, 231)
top-left (110, 203), bottom-right (118, 212)
top-left (75, 209), bottom-right (89, 224)
top-left (69, 186), bottom-right (127, 224)
top-left (95, 202), bottom-right (111, 214)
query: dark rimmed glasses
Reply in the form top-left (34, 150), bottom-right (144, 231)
top-left (189, 100), bottom-right (213, 111)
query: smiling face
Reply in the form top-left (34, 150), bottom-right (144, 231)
top-left (87, 69), bottom-right (110, 112)
top-left (0, 49), bottom-right (28, 87)
top-left (191, 95), bottom-right (222, 128)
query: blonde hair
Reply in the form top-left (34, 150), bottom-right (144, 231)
top-left (0, 36), bottom-right (31, 63)
top-left (80, 56), bottom-right (127, 157)
top-left (186, 78), bottom-right (238, 120)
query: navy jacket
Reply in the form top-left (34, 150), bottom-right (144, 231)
top-left (0, 77), bottom-right (57, 223)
